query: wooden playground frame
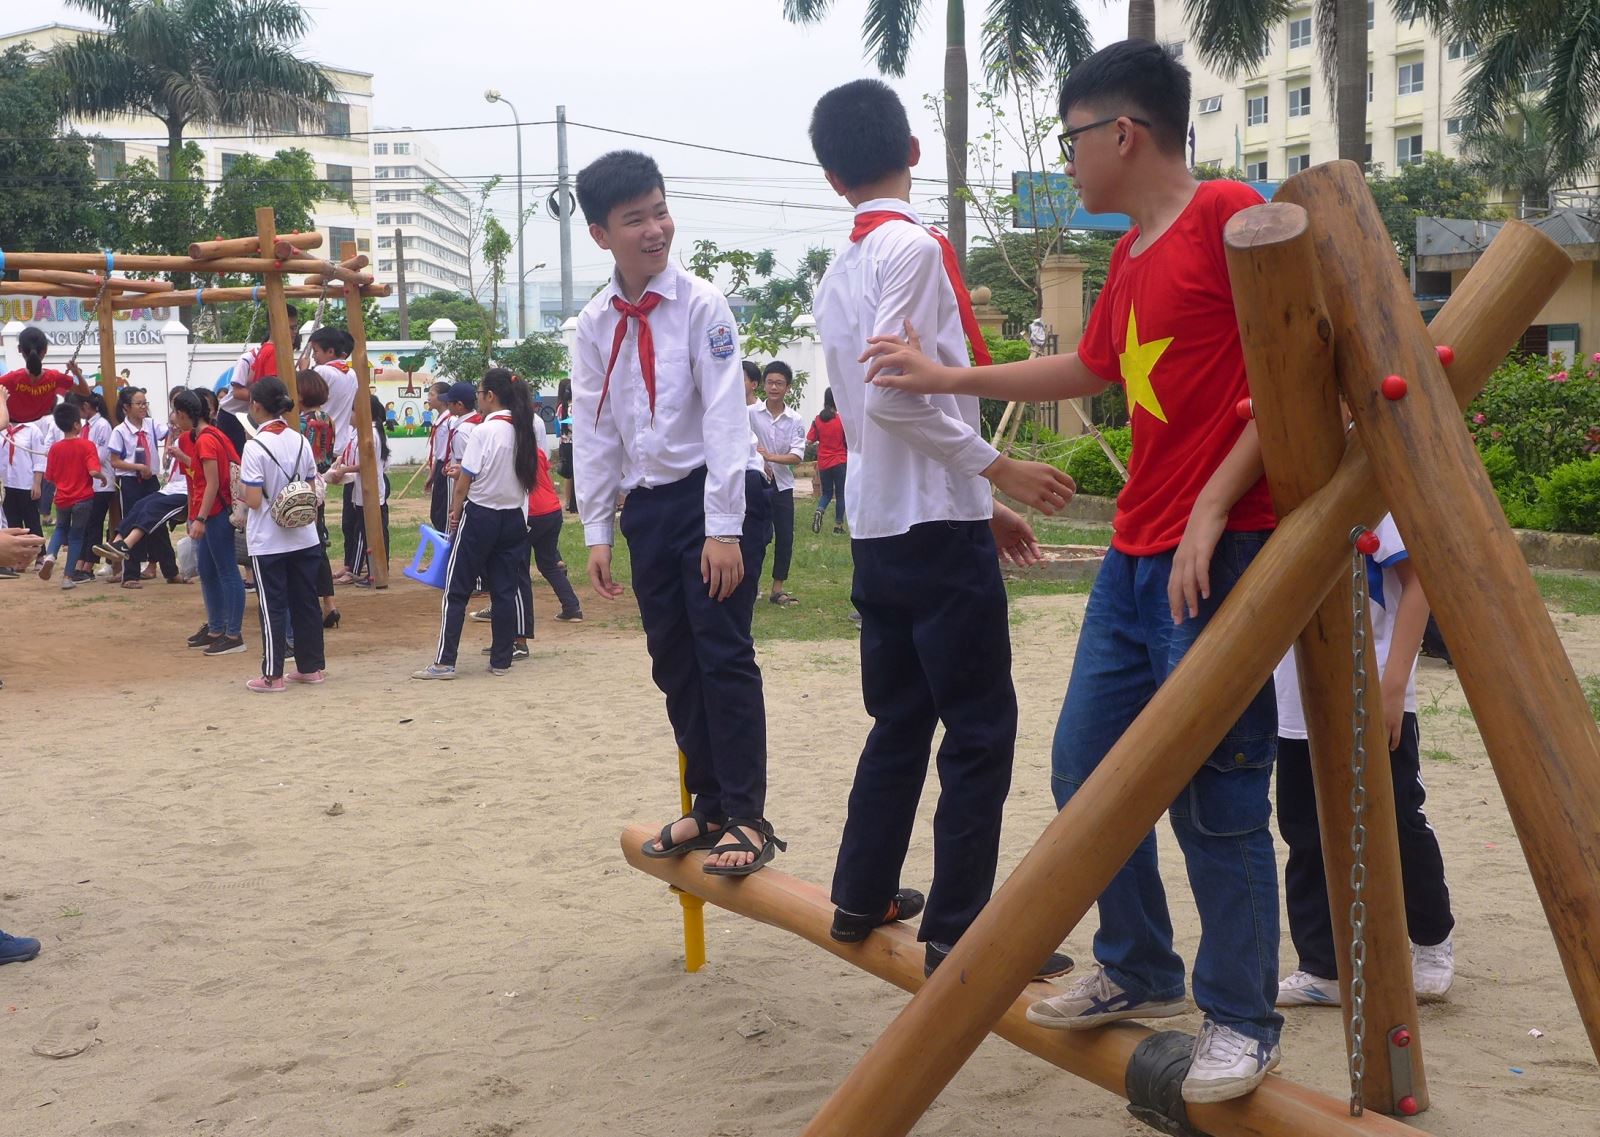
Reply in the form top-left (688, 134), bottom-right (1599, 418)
top-left (623, 162), bottom-right (1600, 1135)
top-left (1, 208), bottom-right (395, 585)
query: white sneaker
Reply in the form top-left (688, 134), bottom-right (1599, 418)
top-left (1276, 969), bottom-right (1342, 1007)
top-left (1181, 1019), bottom-right (1282, 1103)
top-left (1024, 965), bottom-right (1189, 1031)
top-left (1412, 937), bottom-right (1453, 1000)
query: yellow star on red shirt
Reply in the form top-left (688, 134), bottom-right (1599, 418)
top-left (1119, 305), bottom-right (1173, 423)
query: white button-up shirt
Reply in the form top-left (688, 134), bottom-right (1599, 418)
top-left (748, 402), bottom-right (807, 492)
top-left (109, 418), bottom-right (167, 481)
top-left (462, 412), bottom-right (525, 510)
top-left (812, 199), bottom-right (998, 540)
top-left (572, 262), bottom-right (749, 545)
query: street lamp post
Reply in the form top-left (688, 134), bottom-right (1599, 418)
top-left (484, 88), bottom-right (526, 341)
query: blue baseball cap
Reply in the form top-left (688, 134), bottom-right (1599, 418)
top-left (446, 381), bottom-right (476, 406)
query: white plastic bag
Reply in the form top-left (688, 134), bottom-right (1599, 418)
top-left (175, 534), bottom-right (198, 580)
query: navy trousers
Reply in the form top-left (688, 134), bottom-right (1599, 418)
top-left (436, 501), bottom-right (526, 670)
top-left (429, 460), bottom-right (449, 533)
top-left (620, 466), bottom-right (771, 822)
top-left (252, 546), bottom-right (326, 679)
top-left (832, 519), bottom-right (1017, 946)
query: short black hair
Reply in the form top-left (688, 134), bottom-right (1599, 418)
top-left (576, 150), bottom-right (666, 229)
top-left (741, 360), bottom-right (762, 385)
top-left (762, 360), bottom-right (793, 384)
top-left (52, 403), bottom-right (80, 434)
top-left (1058, 39), bottom-right (1190, 157)
top-left (809, 79), bottom-right (912, 190)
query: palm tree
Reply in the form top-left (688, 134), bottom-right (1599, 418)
top-left (1446, 0), bottom-right (1600, 178)
top-left (48, 0), bottom-right (335, 183)
top-left (783, 1), bottom-right (1092, 269)
top-left (1458, 95), bottom-right (1600, 213)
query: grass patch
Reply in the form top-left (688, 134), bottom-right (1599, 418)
top-left (1421, 748), bottom-right (1458, 763)
top-left (1534, 570), bottom-right (1600, 616)
top-left (364, 486), bottom-right (1094, 643)
top-left (1582, 675), bottom-right (1600, 721)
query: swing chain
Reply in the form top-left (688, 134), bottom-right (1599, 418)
top-left (1346, 524), bottom-right (1373, 1116)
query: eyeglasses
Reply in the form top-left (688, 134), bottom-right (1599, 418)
top-left (1059, 115), bottom-right (1153, 164)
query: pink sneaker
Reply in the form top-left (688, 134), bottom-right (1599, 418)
top-left (285, 669), bottom-right (326, 685)
top-left (246, 676), bottom-right (286, 694)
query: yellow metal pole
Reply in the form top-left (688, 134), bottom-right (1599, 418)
top-left (675, 750), bottom-right (707, 973)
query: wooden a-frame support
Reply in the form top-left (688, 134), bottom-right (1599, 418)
top-left (621, 162), bottom-right (1594, 1136)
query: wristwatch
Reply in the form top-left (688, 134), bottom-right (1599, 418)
top-left (709, 534), bottom-right (741, 545)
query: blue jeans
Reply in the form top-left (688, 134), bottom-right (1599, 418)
top-left (195, 515), bottom-right (245, 637)
top-left (1052, 530), bottom-right (1281, 1044)
top-left (46, 500), bottom-right (92, 570)
top-left (817, 463), bottom-right (846, 525)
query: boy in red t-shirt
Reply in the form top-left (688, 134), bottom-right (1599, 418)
top-left (860, 40), bottom-right (1281, 1103)
top-left (39, 403), bottom-right (105, 587)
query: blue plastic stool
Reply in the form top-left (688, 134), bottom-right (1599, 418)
top-left (403, 524), bottom-right (453, 589)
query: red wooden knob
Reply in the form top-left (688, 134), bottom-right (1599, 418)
top-left (1381, 374), bottom-right (1408, 400)
top-left (1235, 397), bottom-right (1254, 421)
top-left (1397, 1096), bottom-right (1419, 1116)
top-left (1393, 1028), bottom-right (1412, 1048)
top-left (1435, 344), bottom-right (1455, 366)
top-left (1355, 530), bottom-right (1381, 556)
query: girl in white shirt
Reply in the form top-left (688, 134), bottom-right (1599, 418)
top-left (327, 393), bottom-right (390, 587)
top-left (413, 368), bottom-right (538, 679)
top-left (1, 418), bottom-right (45, 540)
top-left (240, 376), bottom-right (325, 693)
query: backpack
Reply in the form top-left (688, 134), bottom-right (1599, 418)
top-left (247, 432), bottom-right (319, 528)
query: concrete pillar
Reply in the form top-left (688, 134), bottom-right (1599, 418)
top-left (428, 317), bottom-right (458, 346)
top-left (560, 315), bottom-right (578, 362)
top-left (970, 286), bottom-right (1005, 339)
top-left (1039, 254), bottom-right (1089, 435)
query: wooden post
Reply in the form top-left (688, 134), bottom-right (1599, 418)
top-left (621, 825), bottom-right (1421, 1137)
top-left (794, 214), bottom-right (1571, 1137)
top-left (255, 207), bottom-right (300, 425)
top-left (342, 242), bottom-right (389, 589)
top-left (95, 296), bottom-right (125, 534)
top-left (1226, 201), bottom-right (1427, 1114)
top-left (1279, 160), bottom-right (1600, 1062)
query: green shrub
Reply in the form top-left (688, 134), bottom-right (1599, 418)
top-left (1467, 354), bottom-right (1600, 481)
top-left (1052, 426), bottom-right (1132, 498)
top-left (1541, 458), bottom-right (1600, 535)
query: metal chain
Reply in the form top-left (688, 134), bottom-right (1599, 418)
top-left (1346, 525), bottom-right (1373, 1116)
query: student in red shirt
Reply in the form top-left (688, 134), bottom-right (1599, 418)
top-left (38, 403), bottom-right (105, 587)
top-left (172, 388), bottom-right (247, 655)
top-left (0, 327), bottom-right (91, 425)
top-left (806, 387), bottom-right (849, 535)
top-left (523, 414), bottom-right (583, 624)
top-left (860, 40), bottom-right (1281, 1103)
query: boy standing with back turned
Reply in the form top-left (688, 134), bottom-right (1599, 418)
top-left (862, 41), bottom-right (1283, 1103)
top-left (573, 150), bottom-right (781, 876)
top-left (809, 79), bottom-right (1078, 978)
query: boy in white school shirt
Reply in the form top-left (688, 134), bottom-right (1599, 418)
top-left (749, 361), bottom-right (806, 606)
top-left (807, 79), bottom-right (1078, 973)
top-left (572, 149), bottom-right (782, 876)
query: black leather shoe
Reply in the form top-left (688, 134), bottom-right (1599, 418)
top-left (830, 889), bottom-right (927, 944)
top-left (924, 941), bottom-right (1074, 980)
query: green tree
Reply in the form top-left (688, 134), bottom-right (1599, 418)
top-left (781, 1), bottom-right (1092, 268)
top-left (94, 142), bottom-right (210, 257)
top-left (1365, 153), bottom-right (1494, 262)
top-left (431, 332), bottom-right (566, 388)
top-left (481, 214), bottom-right (514, 356)
top-left (207, 148), bottom-right (324, 241)
top-left (48, 0), bottom-right (335, 184)
top-left (1457, 96), bottom-right (1600, 213)
top-left (401, 292), bottom-right (497, 344)
top-left (0, 46), bottom-right (101, 253)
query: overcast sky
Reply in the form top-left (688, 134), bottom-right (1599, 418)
top-left (30, 0), bottom-right (1131, 290)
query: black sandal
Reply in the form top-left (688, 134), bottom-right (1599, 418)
top-left (639, 811), bottom-right (724, 859)
top-left (702, 818), bottom-right (787, 877)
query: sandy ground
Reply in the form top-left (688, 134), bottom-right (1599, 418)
top-left (3, 536), bottom-right (1599, 1136)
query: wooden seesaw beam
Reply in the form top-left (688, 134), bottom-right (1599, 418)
top-left (621, 824), bottom-right (1417, 1137)
top-left (16, 269), bottom-right (174, 294)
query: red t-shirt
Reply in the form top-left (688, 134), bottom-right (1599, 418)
top-left (45, 435), bottom-right (101, 508)
top-left (250, 342), bottom-right (279, 381)
top-left (1, 367), bottom-right (75, 424)
top-left (1077, 180), bottom-right (1278, 555)
top-left (807, 414), bottom-right (848, 470)
top-left (186, 424), bottom-right (239, 521)
top-left (527, 446), bottom-right (561, 518)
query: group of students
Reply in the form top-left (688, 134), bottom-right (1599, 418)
top-left (562, 40), bottom-right (1455, 1110)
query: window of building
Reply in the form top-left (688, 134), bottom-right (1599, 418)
top-left (378, 259), bottom-right (395, 272)
top-left (328, 226), bottom-right (356, 258)
top-left (357, 237), bottom-right (371, 253)
top-left (1447, 116), bottom-right (1474, 135)
top-left (220, 152), bottom-right (242, 176)
top-left (1248, 91), bottom-right (1269, 125)
top-left (324, 163), bottom-right (354, 198)
top-left (1447, 40), bottom-right (1477, 60)
top-left (1246, 157), bottom-right (1269, 180)
top-left (156, 145), bottom-right (170, 179)
top-left (1367, 0), bottom-right (1374, 27)
top-left (1363, 142), bottom-right (1373, 167)
top-left (1289, 85), bottom-right (1311, 118)
top-left (1287, 150), bottom-right (1311, 174)
top-left (323, 101), bottom-right (351, 137)
top-left (1367, 70), bottom-right (1374, 102)
top-left (1398, 60), bottom-right (1424, 95)
top-left (92, 139), bottom-right (126, 179)
top-left (1164, 41), bottom-right (1184, 60)
top-left (393, 142), bottom-right (411, 155)
top-left (1288, 14), bottom-right (1312, 49)
top-left (1396, 133), bottom-right (1424, 165)
top-left (374, 142), bottom-right (388, 155)
top-left (374, 167), bottom-right (390, 179)
top-left (1198, 95), bottom-right (1223, 114)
